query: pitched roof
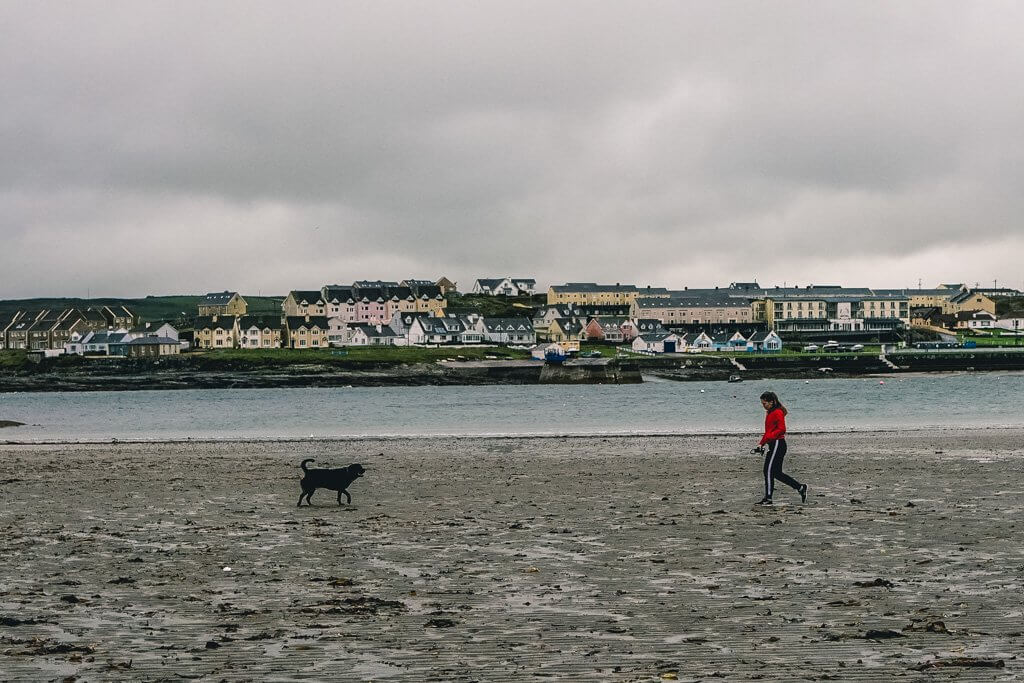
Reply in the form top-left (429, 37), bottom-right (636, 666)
top-left (238, 315), bottom-right (283, 330)
top-left (351, 324), bottom-right (401, 338)
top-left (639, 332), bottom-right (675, 342)
top-left (480, 317), bottom-right (534, 332)
top-left (199, 291), bottom-right (239, 305)
top-left (127, 336), bottom-right (179, 345)
top-left (194, 315), bottom-right (238, 330)
top-left (285, 316), bottom-right (329, 329)
top-left (635, 295), bottom-right (750, 308)
top-left (414, 316), bottom-right (464, 334)
top-left (353, 280), bottom-right (400, 289)
top-left (288, 290), bottom-right (325, 305)
top-left (323, 286), bottom-right (355, 302)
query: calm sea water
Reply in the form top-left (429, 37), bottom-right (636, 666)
top-left (1, 373), bottom-right (1022, 442)
top-left (2, 374), bottom-right (1024, 444)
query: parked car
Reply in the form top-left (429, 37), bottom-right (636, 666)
top-left (802, 344), bottom-right (819, 352)
top-left (821, 342), bottom-right (840, 351)
top-left (850, 344), bottom-right (864, 351)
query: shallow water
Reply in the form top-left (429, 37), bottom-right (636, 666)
top-left (1, 373), bottom-right (1022, 441)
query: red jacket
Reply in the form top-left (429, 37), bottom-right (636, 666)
top-left (759, 407), bottom-right (786, 445)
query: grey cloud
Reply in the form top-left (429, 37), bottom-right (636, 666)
top-left (2, 1), bottom-right (1024, 298)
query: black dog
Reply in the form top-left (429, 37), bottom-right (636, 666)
top-left (297, 459), bottom-right (366, 507)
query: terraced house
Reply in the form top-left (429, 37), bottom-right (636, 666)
top-left (285, 315), bottom-right (328, 349)
top-left (547, 283), bottom-right (670, 307)
top-left (282, 290), bottom-right (326, 317)
top-left (194, 316), bottom-right (238, 349)
top-left (475, 317), bottom-right (536, 345)
top-left (631, 292), bottom-right (754, 326)
top-left (238, 315), bottom-right (284, 349)
top-left (320, 282), bottom-right (445, 324)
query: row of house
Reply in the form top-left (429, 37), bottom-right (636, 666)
top-left (543, 282), bottom-right (999, 340)
top-left (631, 329), bottom-right (783, 354)
top-left (280, 281), bottom-right (448, 324)
top-left (192, 312), bottom-right (538, 349)
top-left (0, 306), bottom-right (139, 351)
top-left (65, 328), bottom-right (181, 357)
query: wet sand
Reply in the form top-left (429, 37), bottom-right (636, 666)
top-left (1, 431), bottom-right (1022, 681)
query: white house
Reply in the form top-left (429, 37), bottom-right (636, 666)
top-left (65, 330), bottom-right (130, 355)
top-left (994, 317), bottom-right (1024, 334)
top-left (746, 330), bottom-right (783, 352)
top-left (681, 331), bottom-right (713, 352)
top-left (961, 311), bottom-right (997, 330)
top-left (471, 277), bottom-right (536, 296)
top-left (349, 324), bottom-right (403, 346)
top-left (132, 321), bottom-right (180, 341)
top-left (475, 317), bottom-right (536, 345)
top-left (631, 332), bottom-right (681, 354)
top-left (408, 316), bottom-right (465, 345)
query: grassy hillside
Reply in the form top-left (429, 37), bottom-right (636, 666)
top-left (994, 296), bottom-right (1024, 318)
top-left (444, 293), bottom-right (545, 317)
top-left (0, 295), bottom-right (284, 323)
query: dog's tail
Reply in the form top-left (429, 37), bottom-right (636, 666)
top-left (300, 458), bottom-right (315, 471)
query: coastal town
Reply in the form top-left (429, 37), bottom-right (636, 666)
top-left (1, 277), bottom-right (1022, 359)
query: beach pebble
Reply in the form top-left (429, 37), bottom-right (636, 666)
top-left (222, 567), bottom-right (231, 572)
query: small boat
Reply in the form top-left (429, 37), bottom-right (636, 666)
top-left (728, 374), bottom-right (743, 383)
top-left (544, 348), bottom-right (567, 365)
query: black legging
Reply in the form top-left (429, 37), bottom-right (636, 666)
top-left (763, 439), bottom-right (801, 499)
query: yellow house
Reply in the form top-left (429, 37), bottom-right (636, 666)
top-left (198, 291), bottom-right (247, 317)
top-left (548, 283), bottom-right (670, 306)
top-left (632, 295), bottom-right (754, 326)
top-left (238, 315), bottom-right (284, 349)
top-left (907, 286), bottom-right (995, 315)
top-left (285, 315), bottom-right (329, 349)
top-left (282, 290), bottom-right (327, 317)
top-left (194, 315), bottom-right (238, 349)
top-left (547, 318), bottom-right (584, 342)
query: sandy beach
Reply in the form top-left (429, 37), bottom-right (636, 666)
top-left (1, 431), bottom-right (1022, 681)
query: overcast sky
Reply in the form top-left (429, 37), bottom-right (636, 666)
top-left (3, 2), bottom-right (1024, 299)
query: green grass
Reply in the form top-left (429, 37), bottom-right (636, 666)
top-left (444, 293), bottom-right (545, 318)
top-left (191, 346), bottom-right (531, 366)
top-left (0, 350), bottom-right (29, 369)
top-left (994, 296), bottom-right (1024, 318)
top-left (960, 333), bottom-right (1024, 347)
top-left (577, 342), bottom-right (622, 357)
top-left (0, 295), bottom-right (285, 323)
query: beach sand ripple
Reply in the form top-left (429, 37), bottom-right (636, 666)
top-left (1, 431), bottom-right (1022, 681)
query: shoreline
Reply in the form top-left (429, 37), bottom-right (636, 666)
top-left (4, 350), bottom-right (1024, 392)
top-left (2, 423), bottom-right (1023, 445)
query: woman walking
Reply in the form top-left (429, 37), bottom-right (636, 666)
top-left (751, 391), bottom-right (807, 506)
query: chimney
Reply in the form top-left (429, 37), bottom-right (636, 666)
top-left (305, 315), bottom-right (310, 323)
